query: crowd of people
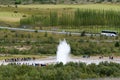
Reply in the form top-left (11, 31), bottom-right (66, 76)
top-left (3, 56), bottom-right (115, 67)
top-left (99, 56), bottom-right (114, 60)
top-left (109, 56), bottom-right (114, 59)
top-left (9, 62), bottom-right (47, 67)
top-left (4, 57), bottom-right (48, 67)
top-left (82, 55), bottom-right (114, 60)
top-left (4, 57), bottom-right (36, 62)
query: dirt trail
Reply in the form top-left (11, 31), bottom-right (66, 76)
top-left (0, 56), bottom-right (120, 66)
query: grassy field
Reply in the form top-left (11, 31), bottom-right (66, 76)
top-left (0, 28), bottom-right (119, 56)
top-left (0, 12), bottom-right (24, 22)
top-left (18, 4), bottom-right (120, 10)
top-left (0, 4), bottom-right (120, 80)
top-left (57, 26), bottom-right (120, 33)
top-left (0, 4), bottom-right (120, 32)
top-left (0, 11), bottom-right (27, 26)
top-left (0, 54), bottom-right (50, 60)
top-left (0, 4), bottom-right (120, 26)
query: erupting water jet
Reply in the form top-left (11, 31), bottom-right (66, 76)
top-left (56, 39), bottom-right (71, 64)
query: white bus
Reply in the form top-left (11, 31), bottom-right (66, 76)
top-left (101, 30), bottom-right (118, 37)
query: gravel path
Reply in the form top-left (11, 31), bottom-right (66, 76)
top-left (0, 56), bottom-right (120, 66)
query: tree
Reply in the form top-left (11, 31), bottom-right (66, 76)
top-left (115, 42), bottom-right (120, 47)
top-left (81, 31), bottom-right (86, 37)
top-left (15, 0), bottom-right (21, 4)
top-left (34, 30), bottom-right (38, 33)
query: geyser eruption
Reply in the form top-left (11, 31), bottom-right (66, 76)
top-left (56, 39), bottom-right (71, 64)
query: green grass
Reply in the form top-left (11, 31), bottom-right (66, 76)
top-left (76, 26), bottom-right (120, 33)
top-left (20, 9), bottom-right (120, 33)
top-left (0, 4), bottom-right (120, 58)
top-left (1, 4), bottom-right (120, 30)
top-left (0, 29), bottom-right (119, 56)
top-left (0, 54), bottom-right (48, 60)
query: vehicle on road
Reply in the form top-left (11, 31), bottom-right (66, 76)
top-left (101, 30), bottom-right (118, 37)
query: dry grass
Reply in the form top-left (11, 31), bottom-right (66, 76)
top-left (0, 17), bottom-right (20, 22)
top-left (0, 12), bottom-right (26, 22)
top-left (18, 4), bottom-right (120, 11)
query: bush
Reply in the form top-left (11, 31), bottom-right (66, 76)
top-left (15, 0), bottom-right (21, 4)
top-left (81, 31), bottom-right (86, 37)
top-left (115, 42), bottom-right (120, 47)
top-left (0, 62), bottom-right (119, 79)
top-left (14, 10), bottom-right (18, 13)
top-left (22, 15), bottom-right (27, 17)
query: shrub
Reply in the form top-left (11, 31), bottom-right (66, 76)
top-left (22, 15), bottom-right (27, 17)
top-left (115, 42), bottom-right (120, 47)
top-left (14, 10), bottom-right (18, 13)
top-left (81, 31), bottom-right (86, 37)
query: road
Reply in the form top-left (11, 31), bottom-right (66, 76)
top-left (0, 26), bottom-right (80, 35)
top-left (0, 26), bottom-right (99, 36)
top-left (0, 26), bottom-right (119, 42)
